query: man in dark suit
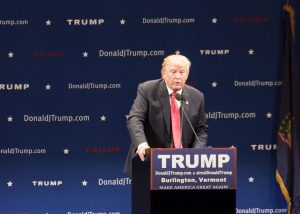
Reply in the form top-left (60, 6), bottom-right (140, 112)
top-left (124, 54), bottom-right (208, 176)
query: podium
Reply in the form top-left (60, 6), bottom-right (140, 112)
top-left (132, 148), bottom-right (236, 214)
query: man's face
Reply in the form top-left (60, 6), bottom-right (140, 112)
top-left (162, 64), bottom-right (189, 92)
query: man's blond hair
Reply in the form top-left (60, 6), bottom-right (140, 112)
top-left (161, 54), bottom-right (191, 71)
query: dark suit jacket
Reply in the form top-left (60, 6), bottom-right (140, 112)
top-left (124, 78), bottom-right (208, 176)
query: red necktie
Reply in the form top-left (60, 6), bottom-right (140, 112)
top-left (171, 92), bottom-right (181, 148)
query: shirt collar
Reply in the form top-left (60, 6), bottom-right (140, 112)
top-left (165, 84), bottom-right (183, 96)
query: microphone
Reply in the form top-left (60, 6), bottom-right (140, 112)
top-left (175, 93), bottom-right (205, 148)
top-left (175, 93), bottom-right (184, 102)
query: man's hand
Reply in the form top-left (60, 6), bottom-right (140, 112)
top-left (136, 143), bottom-right (150, 161)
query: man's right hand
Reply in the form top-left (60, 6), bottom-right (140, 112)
top-left (136, 143), bottom-right (150, 161)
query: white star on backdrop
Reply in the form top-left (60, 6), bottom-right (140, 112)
top-left (82, 180), bottom-right (88, 186)
top-left (8, 52), bottom-right (14, 58)
top-left (266, 112), bottom-right (272, 118)
top-left (211, 82), bottom-right (218, 87)
top-left (83, 51), bottom-right (88, 57)
top-left (211, 18), bottom-right (218, 24)
top-left (120, 19), bottom-right (126, 25)
top-left (175, 50), bottom-right (181, 55)
top-left (100, 115), bottom-right (106, 121)
top-left (248, 177), bottom-right (254, 182)
top-left (45, 84), bottom-right (51, 90)
top-left (7, 116), bottom-right (13, 122)
top-left (64, 148), bottom-right (69, 155)
top-left (248, 49), bottom-right (254, 55)
top-left (46, 20), bottom-right (51, 26)
top-left (7, 181), bottom-right (13, 187)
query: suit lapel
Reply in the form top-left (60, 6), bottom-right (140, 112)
top-left (181, 87), bottom-right (190, 147)
top-left (158, 81), bottom-right (171, 137)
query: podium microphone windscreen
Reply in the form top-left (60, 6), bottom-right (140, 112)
top-left (175, 93), bottom-right (186, 102)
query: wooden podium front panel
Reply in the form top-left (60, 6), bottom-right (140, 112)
top-left (132, 148), bottom-right (236, 214)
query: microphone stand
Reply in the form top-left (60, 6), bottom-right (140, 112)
top-left (182, 108), bottom-right (203, 148)
top-left (176, 93), bottom-right (204, 148)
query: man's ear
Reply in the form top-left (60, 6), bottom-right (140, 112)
top-left (161, 69), bottom-right (165, 78)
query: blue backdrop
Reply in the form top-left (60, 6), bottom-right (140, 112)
top-left (1, 0), bottom-right (297, 213)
